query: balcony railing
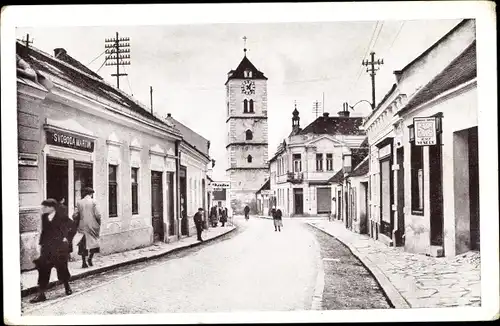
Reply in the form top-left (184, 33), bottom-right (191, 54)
top-left (287, 171), bottom-right (304, 183)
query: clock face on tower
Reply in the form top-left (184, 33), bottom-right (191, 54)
top-left (241, 80), bottom-right (255, 95)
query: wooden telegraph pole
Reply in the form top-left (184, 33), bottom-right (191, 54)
top-left (105, 32), bottom-right (131, 89)
top-left (362, 52), bottom-right (384, 110)
top-left (17, 34), bottom-right (34, 47)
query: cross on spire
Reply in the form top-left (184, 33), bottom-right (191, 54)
top-left (243, 36), bottom-right (247, 56)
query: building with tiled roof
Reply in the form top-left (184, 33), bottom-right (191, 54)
top-left (16, 41), bottom-right (211, 271)
top-left (362, 18), bottom-right (478, 258)
top-left (269, 103), bottom-right (367, 217)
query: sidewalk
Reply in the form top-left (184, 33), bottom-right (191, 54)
top-left (307, 219), bottom-right (481, 309)
top-left (21, 226), bottom-right (236, 297)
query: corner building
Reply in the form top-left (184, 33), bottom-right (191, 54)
top-left (225, 52), bottom-right (269, 214)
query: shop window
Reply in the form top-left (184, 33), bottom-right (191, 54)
top-left (109, 164), bottom-right (118, 217)
top-left (131, 167), bottom-right (139, 215)
top-left (409, 125), bottom-right (424, 214)
top-left (316, 153), bottom-right (323, 171)
top-left (326, 154), bottom-right (334, 171)
top-left (246, 130), bottom-right (253, 140)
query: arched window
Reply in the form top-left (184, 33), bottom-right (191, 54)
top-left (249, 99), bottom-right (254, 113)
top-left (247, 155), bottom-right (253, 163)
top-left (243, 99), bottom-right (248, 113)
top-left (245, 129), bottom-right (253, 140)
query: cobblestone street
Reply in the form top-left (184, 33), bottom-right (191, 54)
top-left (308, 219), bottom-right (481, 308)
top-left (23, 217), bottom-right (392, 315)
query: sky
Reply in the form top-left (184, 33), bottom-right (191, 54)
top-left (17, 19), bottom-right (461, 180)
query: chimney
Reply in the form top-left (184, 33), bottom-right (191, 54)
top-left (323, 112), bottom-right (330, 118)
top-left (167, 113), bottom-right (172, 118)
top-left (54, 48), bottom-right (67, 58)
top-left (338, 110), bottom-right (350, 117)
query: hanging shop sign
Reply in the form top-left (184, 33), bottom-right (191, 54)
top-left (46, 130), bottom-right (95, 152)
top-left (414, 117), bottom-right (437, 146)
top-left (210, 181), bottom-right (230, 190)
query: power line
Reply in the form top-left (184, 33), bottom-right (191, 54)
top-left (87, 50), bottom-right (106, 66)
top-left (347, 21), bottom-right (380, 99)
top-left (371, 21), bottom-right (385, 52)
top-left (96, 57), bottom-right (107, 73)
top-left (387, 21), bottom-right (405, 52)
top-left (123, 64), bottom-right (134, 96)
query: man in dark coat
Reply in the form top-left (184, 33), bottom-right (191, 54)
top-left (274, 208), bottom-right (283, 232)
top-left (210, 206), bottom-right (218, 227)
top-left (244, 205), bottom-right (250, 221)
top-left (220, 207), bottom-right (227, 227)
top-left (30, 199), bottom-right (73, 303)
top-left (194, 207), bottom-right (205, 241)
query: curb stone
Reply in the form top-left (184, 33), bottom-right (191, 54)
top-left (21, 227), bottom-right (237, 298)
top-left (307, 222), bottom-right (411, 309)
top-left (311, 244), bottom-right (325, 310)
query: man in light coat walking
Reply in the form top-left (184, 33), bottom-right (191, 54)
top-left (73, 187), bottom-right (101, 268)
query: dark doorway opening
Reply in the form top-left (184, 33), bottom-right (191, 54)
top-left (151, 171), bottom-right (164, 242)
top-left (396, 147), bottom-right (405, 246)
top-left (180, 166), bottom-right (188, 236)
top-left (429, 133), bottom-right (444, 247)
top-left (469, 127), bottom-right (480, 250)
top-left (293, 188), bottom-right (303, 215)
top-left (167, 172), bottom-right (175, 236)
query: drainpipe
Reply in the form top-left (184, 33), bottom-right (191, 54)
top-left (175, 139), bottom-right (181, 240)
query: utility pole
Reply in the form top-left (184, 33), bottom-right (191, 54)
top-left (105, 32), bottom-right (131, 89)
top-left (150, 86), bottom-right (153, 114)
top-left (362, 51), bottom-right (384, 110)
top-left (17, 34), bottom-right (34, 47)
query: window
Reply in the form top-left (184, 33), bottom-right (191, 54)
top-left (246, 130), bottom-right (253, 140)
top-left (326, 154), bottom-right (334, 171)
top-left (244, 69), bottom-right (252, 78)
top-left (247, 155), bottom-right (253, 163)
top-left (243, 99), bottom-right (248, 113)
top-left (249, 99), bottom-right (254, 113)
top-left (316, 154), bottom-right (323, 171)
top-left (409, 125), bottom-right (424, 213)
top-left (131, 168), bottom-right (139, 214)
top-left (293, 154), bottom-right (302, 172)
top-left (227, 102), bottom-right (230, 116)
top-left (109, 164), bottom-right (118, 217)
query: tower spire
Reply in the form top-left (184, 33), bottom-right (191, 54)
top-left (243, 36), bottom-right (247, 56)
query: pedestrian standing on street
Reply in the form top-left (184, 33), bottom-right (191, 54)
top-left (220, 207), bottom-right (227, 227)
top-left (244, 205), bottom-right (250, 221)
top-left (30, 199), bottom-right (73, 303)
top-left (73, 187), bottom-right (101, 269)
top-left (194, 207), bottom-right (204, 241)
top-left (210, 206), bottom-right (218, 227)
top-left (330, 198), bottom-right (336, 222)
top-left (274, 207), bottom-right (283, 232)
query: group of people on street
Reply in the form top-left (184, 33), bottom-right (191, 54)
top-left (209, 205), bottom-right (228, 227)
top-left (30, 187), bottom-right (102, 303)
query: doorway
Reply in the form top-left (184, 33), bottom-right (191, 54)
top-left (429, 134), bottom-right (444, 247)
top-left (360, 182), bottom-right (369, 234)
top-left (396, 147), bottom-right (405, 246)
top-left (469, 127), bottom-right (480, 250)
top-left (180, 166), bottom-right (188, 236)
top-left (337, 190), bottom-right (342, 220)
top-left (151, 171), bottom-right (164, 242)
top-left (293, 188), bottom-right (303, 215)
top-left (46, 157), bottom-right (68, 202)
top-left (317, 187), bottom-right (331, 214)
top-left (167, 172), bottom-right (175, 236)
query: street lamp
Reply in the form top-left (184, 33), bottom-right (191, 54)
top-left (346, 99), bottom-right (374, 111)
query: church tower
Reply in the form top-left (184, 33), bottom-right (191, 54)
top-left (225, 40), bottom-right (269, 214)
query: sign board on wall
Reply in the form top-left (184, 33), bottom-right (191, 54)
top-left (210, 181), bottom-right (230, 189)
top-left (414, 117), bottom-right (437, 146)
top-left (260, 190), bottom-right (271, 195)
top-left (46, 130), bottom-right (95, 152)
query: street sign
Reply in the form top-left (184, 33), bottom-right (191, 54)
top-left (260, 190), bottom-right (271, 195)
top-left (414, 117), bottom-right (437, 146)
top-left (210, 181), bottom-right (230, 189)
